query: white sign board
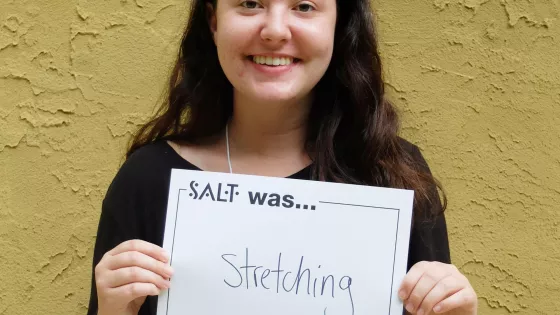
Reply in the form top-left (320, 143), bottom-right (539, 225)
top-left (157, 169), bottom-right (413, 315)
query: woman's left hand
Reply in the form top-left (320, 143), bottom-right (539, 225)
top-left (398, 261), bottom-right (478, 315)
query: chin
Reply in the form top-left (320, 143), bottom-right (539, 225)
top-left (254, 93), bottom-right (301, 103)
top-left (247, 85), bottom-right (308, 103)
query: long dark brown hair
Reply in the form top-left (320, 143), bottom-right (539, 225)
top-left (127, 0), bottom-right (447, 218)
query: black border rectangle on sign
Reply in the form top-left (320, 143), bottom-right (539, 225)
top-left (166, 190), bottom-right (402, 315)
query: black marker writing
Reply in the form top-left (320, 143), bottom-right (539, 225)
top-left (221, 254), bottom-right (242, 288)
top-left (221, 248), bottom-right (354, 315)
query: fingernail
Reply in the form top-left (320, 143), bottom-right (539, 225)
top-left (164, 280), bottom-right (171, 288)
top-left (165, 266), bottom-right (175, 277)
top-left (162, 251), bottom-right (170, 262)
top-left (405, 303), bottom-right (414, 313)
top-left (398, 290), bottom-right (406, 300)
top-left (417, 309), bottom-right (424, 315)
top-left (434, 305), bottom-right (442, 313)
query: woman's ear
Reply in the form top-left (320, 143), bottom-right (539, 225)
top-left (206, 2), bottom-right (217, 41)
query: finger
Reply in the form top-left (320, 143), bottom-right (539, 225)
top-left (107, 251), bottom-right (174, 279)
top-left (107, 240), bottom-right (169, 263)
top-left (404, 269), bottom-right (449, 314)
top-left (399, 261), bottom-right (429, 300)
top-left (105, 266), bottom-right (171, 290)
top-left (110, 282), bottom-right (162, 303)
top-left (417, 275), bottom-right (463, 315)
top-left (433, 288), bottom-right (477, 314)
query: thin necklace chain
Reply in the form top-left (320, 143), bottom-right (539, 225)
top-left (225, 122), bottom-right (233, 174)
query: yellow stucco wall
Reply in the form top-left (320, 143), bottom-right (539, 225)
top-left (0, 0), bottom-right (558, 314)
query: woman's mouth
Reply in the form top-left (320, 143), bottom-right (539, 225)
top-left (248, 55), bottom-right (301, 67)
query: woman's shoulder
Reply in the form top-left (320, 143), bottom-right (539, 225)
top-left (123, 139), bottom-right (199, 171)
top-left (397, 137), bottom-right (418, 153)
top-left (397, 137), bottom-right (434, 174)
top-left (105, 140), bottom-right (198, 197)
top-left (126, 139), bottom-right (194, 167)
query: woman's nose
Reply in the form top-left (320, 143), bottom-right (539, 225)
top-left (260, 9), bottom-right (292, 44)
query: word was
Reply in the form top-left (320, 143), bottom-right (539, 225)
top-left (248, 191), bottom-right (316, 210)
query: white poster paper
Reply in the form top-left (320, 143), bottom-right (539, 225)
top-left (157, 169), bottom-right (413, 315)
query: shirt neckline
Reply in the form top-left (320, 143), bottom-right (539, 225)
top-left (159, 140), bottom-right (312, 180)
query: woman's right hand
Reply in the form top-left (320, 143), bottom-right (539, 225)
top-left (95, 240), bottom-right (174, 315)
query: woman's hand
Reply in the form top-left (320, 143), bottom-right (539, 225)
top-left (95, 240), bottom-right (174, 315)
top-left (399, 261), bottom-right (477, 315)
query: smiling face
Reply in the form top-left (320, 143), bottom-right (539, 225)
top-left (209, 0), bottom-right (337, 104)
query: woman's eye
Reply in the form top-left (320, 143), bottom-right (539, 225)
top-left (241, 1), bottom-right (261, 9)
top-left (295, 3), bottom-right (315, 12)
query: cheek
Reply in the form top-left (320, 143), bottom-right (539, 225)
top-left (295, 22), bottom-right (335, 62)
top-left (316, 26), bottom-right (335, 60)
top-left (215, 29), bottom-right (248, 78)
top-left (305, 36), bottom-right (334, 72)
top-left (237, 63), bottom-right (247, 79)
top-left (317, 37), bottom-right (334, 61)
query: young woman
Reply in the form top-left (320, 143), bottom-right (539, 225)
top-left (87, 0), bottom-right (478, 314)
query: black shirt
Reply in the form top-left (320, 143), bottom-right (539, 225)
top-left (86, 140), bottom-right (450, 315)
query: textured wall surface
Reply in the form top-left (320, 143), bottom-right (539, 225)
top-left (0, 0), bottom-right (558, 314)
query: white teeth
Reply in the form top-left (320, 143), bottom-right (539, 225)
top-left (252, 56), bottom-right (294, 66)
